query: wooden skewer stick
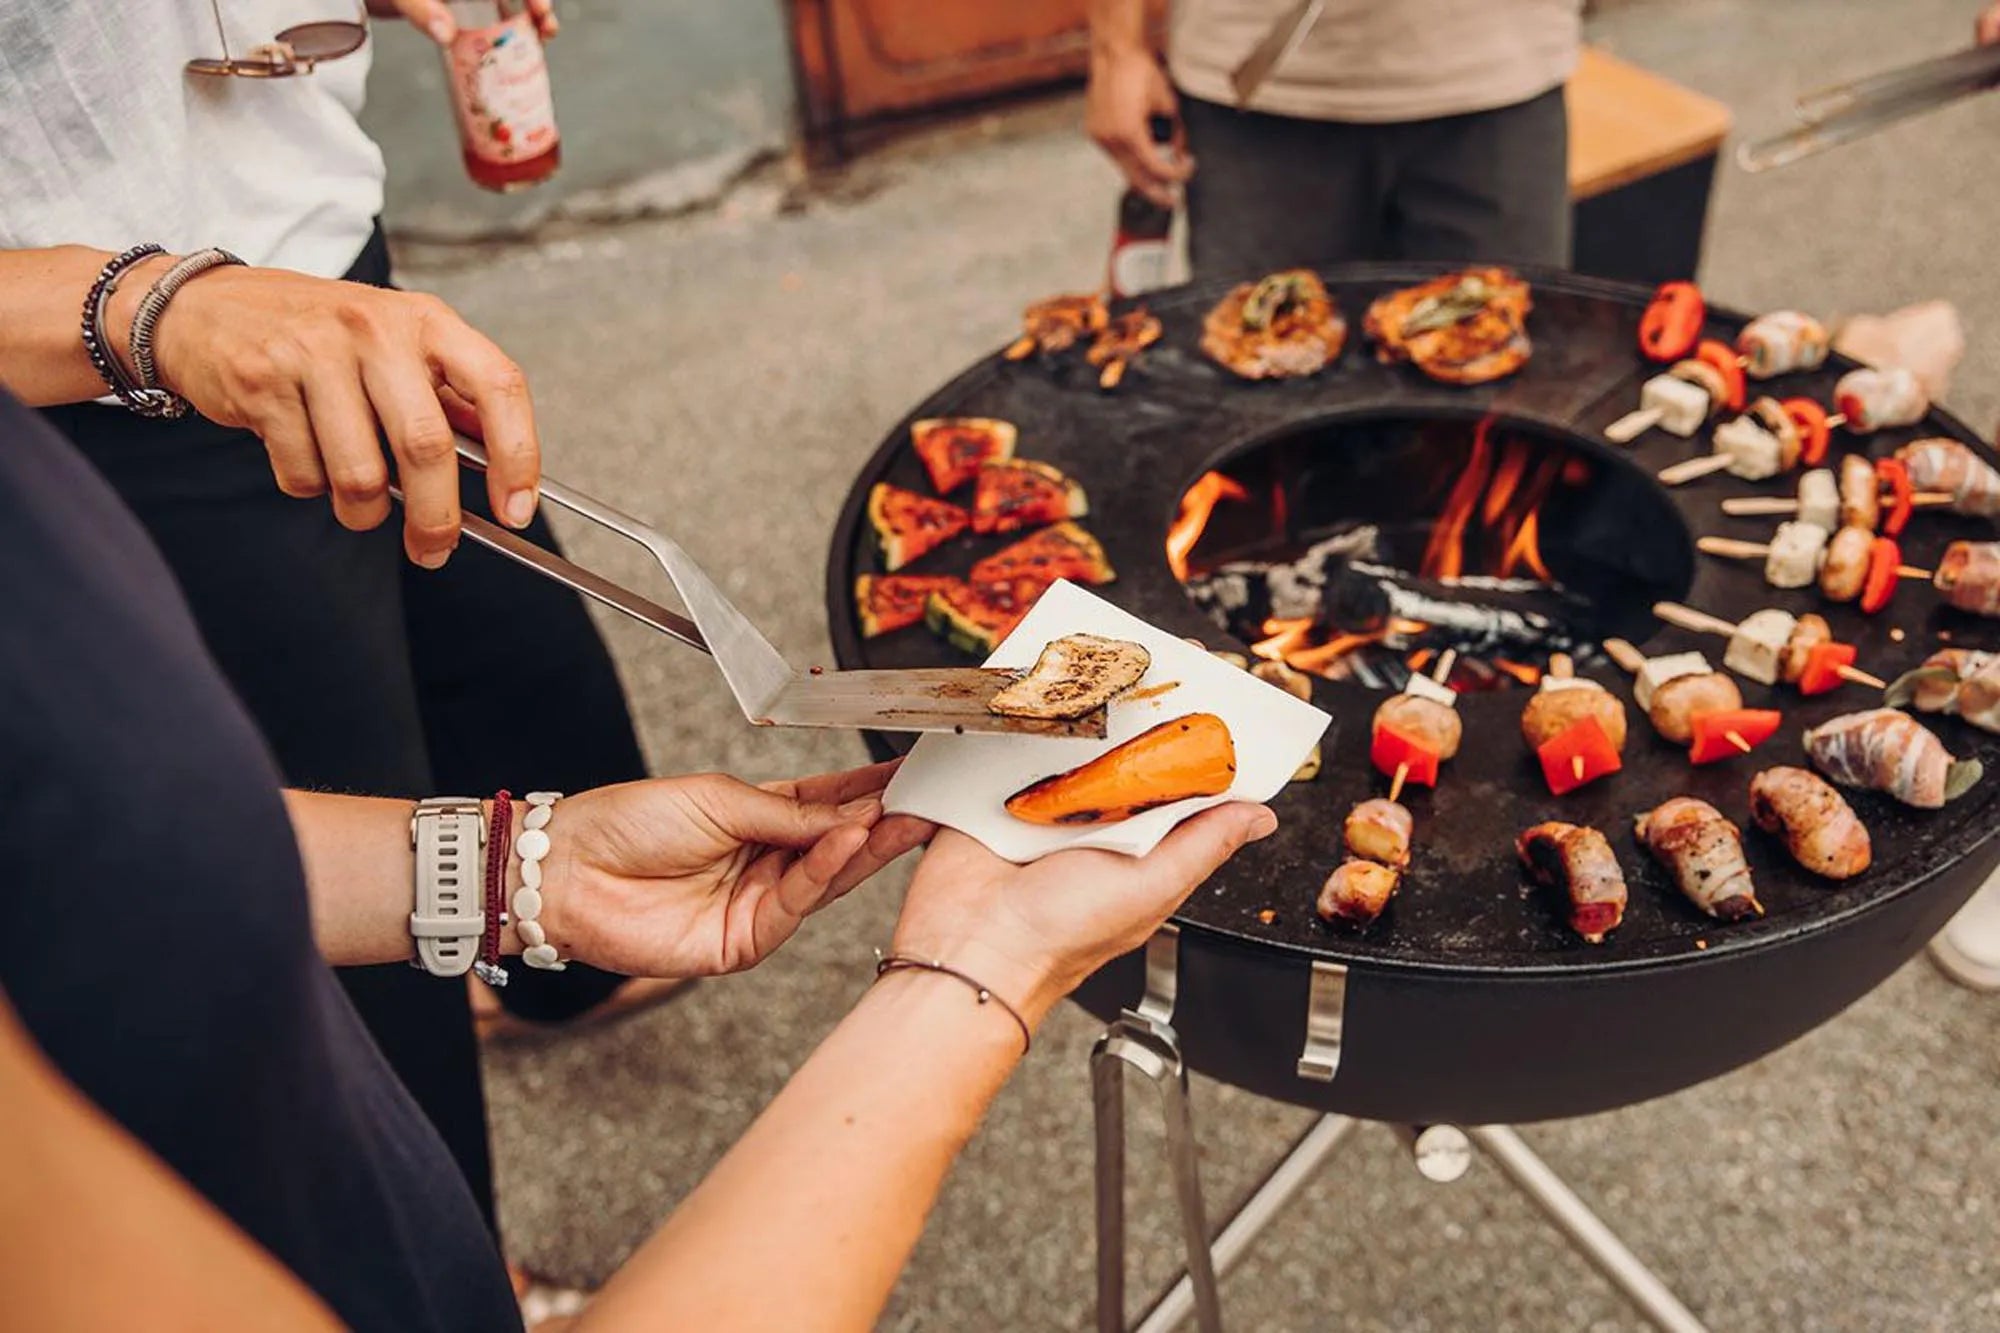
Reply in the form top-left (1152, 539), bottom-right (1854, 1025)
top-left (1727, 730), bottom-right (1754, 753)
top-left (1898, 562), bottom-right (1933, 580)
top-left (1698, 535), bottom-right (1774, 561)
top-left (1572, 754), bottom-right (1587, 782)
top-left (1659, 454), bottom-right (1734, 486)
top-left (1433, 648), bottom-right (1458, 682)
top-left (1388, 763), bottom-right (1409, 805)
top-left (1656, 601), bottom-right (1889, 690)
top-left (1839, 664), bottom-right (1888, 689)
top-left (1721, 490), bottom-right (1954, 517)
top-left (1602, 637), bottom-right (1648, 675)
top-left (1548, 652), bottom-right (1575, 679)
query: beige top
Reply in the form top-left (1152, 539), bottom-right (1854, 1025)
top-left (1170, 0), bottom-right (1584, 124)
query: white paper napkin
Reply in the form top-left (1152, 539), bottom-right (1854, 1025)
top-left (883, 580), bottom-right (1332, 862)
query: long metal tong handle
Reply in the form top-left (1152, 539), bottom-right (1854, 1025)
top-left (1739, 42), bottom-right (2000, 172)
top-left (398, 438), bottom-right (797, 726)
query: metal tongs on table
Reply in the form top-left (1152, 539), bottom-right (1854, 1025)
top-left (396, 439), bottom-right (1106, 740)
top-left (1739, 41), bottom-right (2000, 172)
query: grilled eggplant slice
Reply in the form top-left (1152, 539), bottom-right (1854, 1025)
top-left (1005, 713), bottom-right (1236, 826)
top-left (989, 634), bottom-right (1151, 721)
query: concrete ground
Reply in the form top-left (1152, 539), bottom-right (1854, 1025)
top-left (396, 1), bottom-right (2000, 1327)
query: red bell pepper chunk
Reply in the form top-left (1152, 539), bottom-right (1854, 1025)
top-left (1639, 281), bottom-right (1704, 363)
top-left (1782, 398), bottom-right (1831, 466)
top-left (1797, 641), bottom-right (1858, 696)
top-left (1876, 457), bottom-right (1915, 536)
top-left (1859, 536), bottom-right (1901, 614)
top-left (1695, 339), bottom-right (1746, 413)
top-left (1370, 725), bottom-right (1440, 788)
top-left (1537, 717), bottom-right (1623, 795)
top-left (1688, 708), bottom-right (1783, 765)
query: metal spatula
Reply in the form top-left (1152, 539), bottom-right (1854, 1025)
top-left (394, 439), bottom-right (1106, 740)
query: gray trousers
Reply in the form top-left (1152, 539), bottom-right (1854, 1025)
top-left (1178, 85), bottom-right (1571, 279)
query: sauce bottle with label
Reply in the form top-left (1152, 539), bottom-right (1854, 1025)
top-left (1106, 114), bottom-right (1178, 300)
top-left (442, 0), bottom-right (561, 192)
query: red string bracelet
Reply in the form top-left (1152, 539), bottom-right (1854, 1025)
top-left (475, 790), bottom-right (512, 987)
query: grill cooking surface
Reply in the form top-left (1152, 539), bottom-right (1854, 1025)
top-left (826, 264), bottom-right (2000, 976)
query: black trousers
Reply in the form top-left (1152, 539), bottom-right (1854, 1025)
top-left (1179, 85), bottom-right (1572, 279)
top-left (42, 227), bottom-right (647, 1230)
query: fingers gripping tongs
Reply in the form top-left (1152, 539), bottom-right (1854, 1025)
top-left (394, 439), bottom-right (1106, 740)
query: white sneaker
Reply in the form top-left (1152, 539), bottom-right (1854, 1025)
top-left (1930, 869), bottom-right (2000, 993)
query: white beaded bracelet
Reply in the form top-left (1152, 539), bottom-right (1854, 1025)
top-left (513, 791), bottom-right (566, 971)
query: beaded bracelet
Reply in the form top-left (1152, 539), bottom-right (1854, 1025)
top-left (874, 951), bottom-right (1032, 1055)
top-left (79, 244), bottom-right (164, 407)
top-left (473, 791), bottom-right (514, 987)
top-left (513, 792), bottom-right (566, 971)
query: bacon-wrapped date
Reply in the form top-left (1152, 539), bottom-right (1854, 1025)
top-left (1344, 798), bottom-right (1413, 869)
top-left (1885, 649), bottom-right (2000, 733)
top-left (1835, 366), bottom-right (1928, 433)
top-left (1516, 822), bottom-right (1627, 943)
top-left (1317, 859), bottom-right (1399, 926)
top-left (1803, 708), bottom-right (1982, 809)
top-left (1635, 798), bottom-right (1762, 921)
top-left (1738, 311), bottom-right (1830, 379)
top-left (1934, 541), bottom-right (2000, 618)
top-left (1748, 766), bottom-right (1872, 880)
top-left (1896, 438), bottom-right (2000, 518)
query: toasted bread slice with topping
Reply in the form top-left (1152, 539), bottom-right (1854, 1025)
top-left (988, 633), bottom-right (1151, 720)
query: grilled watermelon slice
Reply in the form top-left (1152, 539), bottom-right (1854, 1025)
top-left (912, 417), bottom-right (1018, 494)
top-left (971, 459), bottom-right (1089, 535)
top-left (970, 521), bottom-right (1116, 586)
top-left (868, 483), bottom-right (970, 571)
top-left (856, 574), bottom-right (963, 638)
top-left (925, 577), bottom-right (1049, 656)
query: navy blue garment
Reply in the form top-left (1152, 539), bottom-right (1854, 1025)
top-left (0, 386), bottom-right (521, 1332)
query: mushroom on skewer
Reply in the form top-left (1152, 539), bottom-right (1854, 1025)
top-left (1602, 637), bottom-right (1778, 763)
top-left (1748, 765), bottom-right (1872, 880)
top-left (1652, 602), bottom-right (1886, 692)
top-left (1804, 709), bottom-right (1982, 809)
top-left (1520, 653), bottom-right (1627, 794)
top-left (1636, 797), bottom-right (1763, 921)
top-left (1517, 822), bottom-right (1628, 943)
top-left (1370, 649), bottom-right (1460, 802)
top-left (1886, 648), bottom-right (2000, 733)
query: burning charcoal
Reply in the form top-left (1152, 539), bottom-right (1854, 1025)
top-left (1327, 561), bottom-right (1595, 657)
top-left (1184, 527), bottom-right (1384, 625)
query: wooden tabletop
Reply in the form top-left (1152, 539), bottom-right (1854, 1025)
top-left (1567, 47), bottom-right (1734, 200)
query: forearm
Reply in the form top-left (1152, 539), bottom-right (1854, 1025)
top-left (282, 790), bottom-right (511, 968)
top-left (0, 246), bottom-right (176, 407)
top-left (582, 967), bottom-right (1046, 1332)
top-left (1088, 0), bottom-right (1149, 55)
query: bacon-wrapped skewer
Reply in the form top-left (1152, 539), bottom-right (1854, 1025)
top-left (1835, 366), bottom-right (1929, 433)
top-left (1636, 797), bottom-right (1763, 921)
top-left (1886, 648), bottom-right (2000, 734)
top-left (1895, 438), bottom-right (2000, 518)
top-left (1320, 798), bottom-right (1416, 927)
top-left (1737, 310), bottom-right (1831, 379)
top-left (1519, 653), bottom-right (1626, 793)
top-left (1370, 650), bottom-right (1460, 801)
top-left (1517, 822), bottom-right (1628, 943)
top-left (1653, 602), bottom-right (1886, 691)
top-left (1087, 307), bottom-right (1162, 390)
top-left (1004, 292), bottom-right (1108, 360)
top-left (1748, 766), bottom-right (1872, 880)
top-left (1933, 540), bottom-right (2000, 617)
top-left (1803, 708), bottom-right (1983, 808)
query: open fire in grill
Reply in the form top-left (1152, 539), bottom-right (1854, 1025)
top-left (1168, 414), bottom-right (1674, 690)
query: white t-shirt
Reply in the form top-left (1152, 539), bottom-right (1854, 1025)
top-left (0, 2), bottom-right (385, 278)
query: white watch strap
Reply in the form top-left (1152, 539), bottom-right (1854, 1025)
top-left (409, 798), bottom-right (486, 977)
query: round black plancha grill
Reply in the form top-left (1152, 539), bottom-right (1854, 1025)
top-left (825, 264), bottom-right (2000, 1127)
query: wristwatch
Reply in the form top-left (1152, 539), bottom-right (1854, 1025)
top-left (409, 797), bottom-right (487, 977)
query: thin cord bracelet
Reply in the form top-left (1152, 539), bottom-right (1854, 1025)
top-left (873, 951), bottom-right (1032, 1055)
top-left (474, 790), bottom-right (513, 987)
top-left (127, 246), bottom-right (245, 416)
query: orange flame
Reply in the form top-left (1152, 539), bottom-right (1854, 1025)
top-left (1419, 417), bottom-right (1495, 580)
top-left (1500, 509), bottom-right (1554, 581)
top-left (1492, 658), bottom-right (1544, 686)
top-left (1481, 439), bottom-right (1533, 528)
top-left (1166, 472), bottom-right (1250, 581)
top-left (1289, 631), bottom-right (1386, 671)
top-left (1251, 617), bottom-right (1313, 660)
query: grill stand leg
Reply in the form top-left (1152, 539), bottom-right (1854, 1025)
top-left (1463, 1125), bottom-right (1709, 1333)
top-left (1092, 949), bottom-right (1709, 1333)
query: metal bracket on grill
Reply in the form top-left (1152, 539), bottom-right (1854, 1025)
top-left (1296, 959), bottom-right (1349, 1083)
